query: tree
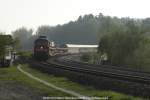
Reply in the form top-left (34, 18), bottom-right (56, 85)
top-left (98, 19), bottom-right (144, 66)
top-left (0, 34), bottom-right (14, 58)
top-left (12, 27), bottom-right (33, 50)
top-left (36, 25), bottom-right (52, 36)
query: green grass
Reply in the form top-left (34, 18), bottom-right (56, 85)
top-left (21, 64), bottom-right (145, 100)
top-left (0, 64), bottom-right (146, 100)
top-left (0, 65), bottom-right (72, 97)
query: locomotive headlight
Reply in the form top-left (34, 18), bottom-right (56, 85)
top-left (40, 46), bottom-right (43, 49)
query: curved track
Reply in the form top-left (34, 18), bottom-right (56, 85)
top-left (28, 55), bottom-right (150, 85)
top-left (28, 55), bottom-right (150, 98)
top-left (44, 57), bottom-right (150, 85)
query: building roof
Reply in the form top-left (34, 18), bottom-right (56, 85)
top-left (66, 44), bottom-right (98, 48)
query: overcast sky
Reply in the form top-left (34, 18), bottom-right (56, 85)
top-left (0, 0), bottom-right (150, 33)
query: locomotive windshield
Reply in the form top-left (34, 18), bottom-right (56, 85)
top-left (35, 39), bottom-right (48, 46)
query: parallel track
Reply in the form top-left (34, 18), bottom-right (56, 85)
top-left (30, 55), bottom-right (150, 85)
top-left (28, 55), bottom-right (150, 98)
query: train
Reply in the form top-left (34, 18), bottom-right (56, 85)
top-left (34, 36), bottom-right (68, 61)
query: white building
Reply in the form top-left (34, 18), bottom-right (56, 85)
top-left (66, 44), bottom-right (98, 54)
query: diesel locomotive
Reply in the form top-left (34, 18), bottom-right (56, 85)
top-left (34, 36), bottom-right (67, 61)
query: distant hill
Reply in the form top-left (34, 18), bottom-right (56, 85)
top-left (12, 13), bottom-right (150, 50)
top-left (36, 14), bottom-right (102, 45)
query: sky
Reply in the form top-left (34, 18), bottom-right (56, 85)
top-left (0, 0), bottom-right (150, 34)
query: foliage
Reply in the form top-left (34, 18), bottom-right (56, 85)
top-left (80, 53), bottom-right (91, 62)
top-left (36, 14), bottom-right (100, 44)
top-left (0, 34), bottom-right (14, 58)
top-left (100, 20), bottom-right (138, 65)
top-left (80, 53), bottom-right (102, 64)
top-left (18, 51), bottom-right (32, 61)
top-left (131, 39), bottom-right (150, 71)
top-left (98, 17), bottom-right (150, 70)
top-left (12, 27), bottom-right (33, 50)
top-left (10, 13), bottom-right (150, 66)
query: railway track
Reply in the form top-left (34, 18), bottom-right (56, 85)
top-left (28, 55), bottom-right (150, 85)
top-left (28, 55), bottom-right (150, 97)
top-left (45, 57), bottom-right (150, 84)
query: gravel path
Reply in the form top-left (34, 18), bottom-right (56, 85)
top-left (17, 65), bottom-right (90, 100)
top-left (0, 81), bottom-right (42, 100)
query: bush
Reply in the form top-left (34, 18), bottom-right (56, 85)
top-left (80, 53), bottom-right (91, 62)
top-left (18, 51), bottom-right (32, 62)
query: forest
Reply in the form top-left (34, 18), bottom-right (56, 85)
top-left (8, 13), bottom-right (150, 70)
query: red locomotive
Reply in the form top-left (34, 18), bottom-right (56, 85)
top-left (34, 36), bottom-right (67, 61)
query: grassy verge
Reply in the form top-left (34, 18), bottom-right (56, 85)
top-left (21, 64), bottom-right (144, 100)
top-left (0, 65), bottom-right (72, 97)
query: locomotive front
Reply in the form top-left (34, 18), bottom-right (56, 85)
top-left (34, 36), bottom-right (49, 61)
